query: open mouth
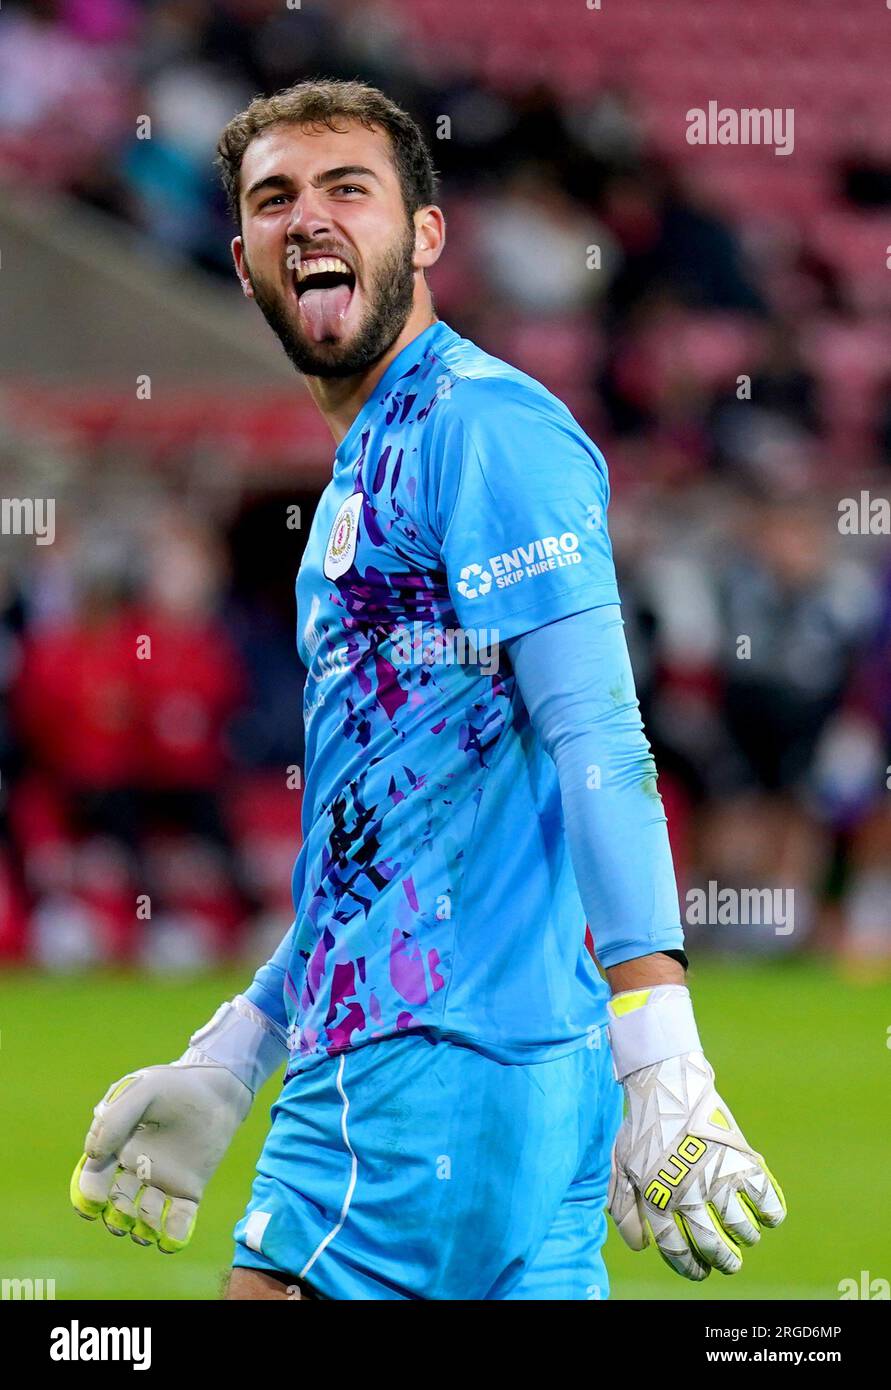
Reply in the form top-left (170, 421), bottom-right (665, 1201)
top-left (293, 256), bottom-right (358, 342)
top-left (294, 256), bottom-right (356, 298)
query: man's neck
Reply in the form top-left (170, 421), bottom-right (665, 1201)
top-left (303, 302), bottom-right (438, 448)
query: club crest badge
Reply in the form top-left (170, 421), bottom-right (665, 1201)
top-left (324, 492), bottom-right (363, 580)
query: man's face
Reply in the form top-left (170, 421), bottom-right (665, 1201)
top-left (233, 121), bottom-right (420, 378)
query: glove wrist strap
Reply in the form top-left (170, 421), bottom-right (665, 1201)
top-left (179, 995), bottom-right (288, 1095)
top-left (607, 984), bottom-right (701, 1080)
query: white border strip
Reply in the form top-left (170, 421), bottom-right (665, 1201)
top-left (299, 1053), bottom-right (358, 1281)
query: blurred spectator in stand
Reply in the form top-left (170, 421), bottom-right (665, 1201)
top-left (694, 496), bottom-right (878, 953)
top-left (226, 494), bottom-right (308, 771)
top-left (820, 560), bottom-right (891, 974)
top-left (120, 58), bottom-right (249, 272)
top-left (711, 319), bottom-right (821, 448)
top-left (474, 160), bottom-right (618, 317)
top-left (11, 533), bottom-right (143, 967)
top-left (600, 164), bottom-right (766, 325)
top-left (708, 320), bottom-right (823, 489)
top-left (598, 291), bottom-right (715, 478)
top-left (0, 0), bottom-right (133, 188)
top-left (134, 513), bottom-right (250, 968)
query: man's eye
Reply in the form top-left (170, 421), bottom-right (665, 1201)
top-left (262, 194), bottom-right (290, 208)
top-left (333, 185), bottom-right (363, 196)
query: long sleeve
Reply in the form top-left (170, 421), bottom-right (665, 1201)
top-left (508, 603), bottom-right (685, 968)
top-left (243, 920), bottom-right (297, 1031)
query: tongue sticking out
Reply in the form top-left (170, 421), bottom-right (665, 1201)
top-left (298, 283), bottom-right (353, 342)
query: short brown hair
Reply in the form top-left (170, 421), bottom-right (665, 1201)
top-left (217, 78), bottom-right (439, 225)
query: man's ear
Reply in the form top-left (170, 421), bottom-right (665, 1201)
top-left (413, 205), bottom-right (446, 272)
top-left (232, 236), bottom-right (254, 299)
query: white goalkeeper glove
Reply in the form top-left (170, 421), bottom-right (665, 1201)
top-left (70, 995), bottom-right (288, 1253)
top-left (607, 984), bottom-right (786, 1280)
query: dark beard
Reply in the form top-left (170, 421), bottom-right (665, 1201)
top-left (247, 224), bottom-right (417, 379)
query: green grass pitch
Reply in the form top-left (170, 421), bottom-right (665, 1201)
top-left (0, 959), bottom-right (887, 1300)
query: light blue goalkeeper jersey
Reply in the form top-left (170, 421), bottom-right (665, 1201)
top-left (252, 319), bottom-right (632, 1065)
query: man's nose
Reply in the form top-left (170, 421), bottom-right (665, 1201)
top-left (285, 190), bottom-right (330, 241)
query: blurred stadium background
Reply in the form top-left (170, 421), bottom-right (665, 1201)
top-left (0, 0), bottom-right (889, 1299)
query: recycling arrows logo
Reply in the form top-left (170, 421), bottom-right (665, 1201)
top-left (456, 562), bottom-right (492, 599)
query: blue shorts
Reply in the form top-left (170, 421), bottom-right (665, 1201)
top-left (232, 1026), bottom-right (623, 1300)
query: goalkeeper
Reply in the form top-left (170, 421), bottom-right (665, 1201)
top-left (71, 78), bottom-right (785, 1299)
